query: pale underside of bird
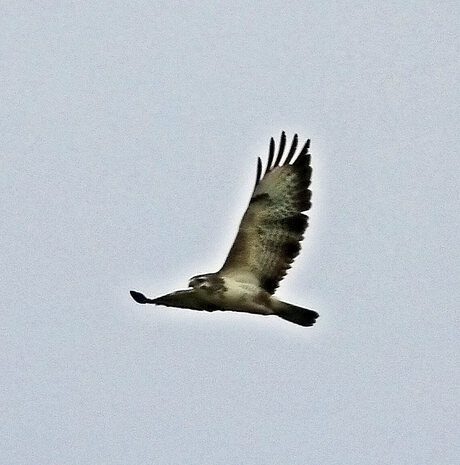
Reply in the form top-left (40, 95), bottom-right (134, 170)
top-left (130, 132), bottom-right (319, 327)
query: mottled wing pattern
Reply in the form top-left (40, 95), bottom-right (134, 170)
top-left (219, 132), bottom-right (312, 294)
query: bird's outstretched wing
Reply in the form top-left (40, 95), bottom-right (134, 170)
top-left (130, 289), bottom-right (221, 312)
top-left (219, 132), bottom-right (312, 295)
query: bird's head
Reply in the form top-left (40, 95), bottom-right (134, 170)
top-left (188, 274), bottom-right (213, 290)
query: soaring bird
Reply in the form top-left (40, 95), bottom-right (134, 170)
top-left (130, 132), bottom-right (319, 327)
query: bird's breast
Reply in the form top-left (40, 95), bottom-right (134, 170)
top-left (204, 277), bottom-right (273, 315)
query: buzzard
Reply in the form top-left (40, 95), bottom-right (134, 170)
top-left (130, 132), bottom-right (319, 327)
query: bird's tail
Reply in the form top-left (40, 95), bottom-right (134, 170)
top-left (275, 301), bottom-right (319, 327)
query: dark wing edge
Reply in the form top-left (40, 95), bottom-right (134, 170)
top-left (220, 132), bottom-right (313, 294)
top-left (254, 132), bottom-right (310, 190)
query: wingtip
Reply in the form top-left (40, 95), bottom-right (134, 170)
top-left (274, 131), bottom-right (287, 167)
top-left (130, 290), bottom-right (149, 304)
top-left (257, 156), bottom-right (262, 172)
top-left (254, 157), bottom-right (263, 189)
top-left (284, 133), bottom-right (299, 164)
top-left (294, 138), bottom-right (312, 165)
top-left (265, 138), bottom-right (275, 174)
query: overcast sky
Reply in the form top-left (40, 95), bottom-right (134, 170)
top-left (1, 1), bottom-right (458, 464)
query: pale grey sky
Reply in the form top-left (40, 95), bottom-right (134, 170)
top-left (1, 1), bottom-right (458, 464)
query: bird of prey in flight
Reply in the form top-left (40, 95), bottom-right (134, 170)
top-left (130, 132), bottom-right (319, 327)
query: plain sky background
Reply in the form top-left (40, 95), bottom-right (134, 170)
top-left (1, 1), bottom-right (458, 464)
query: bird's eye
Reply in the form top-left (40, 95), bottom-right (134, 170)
top-left (189, 277), bottom-right (205, 287)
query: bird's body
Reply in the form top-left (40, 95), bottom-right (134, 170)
top-left (130, 132), bottom-right (319, 327)
top-left (189, 275), bottom-right (273, 315)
